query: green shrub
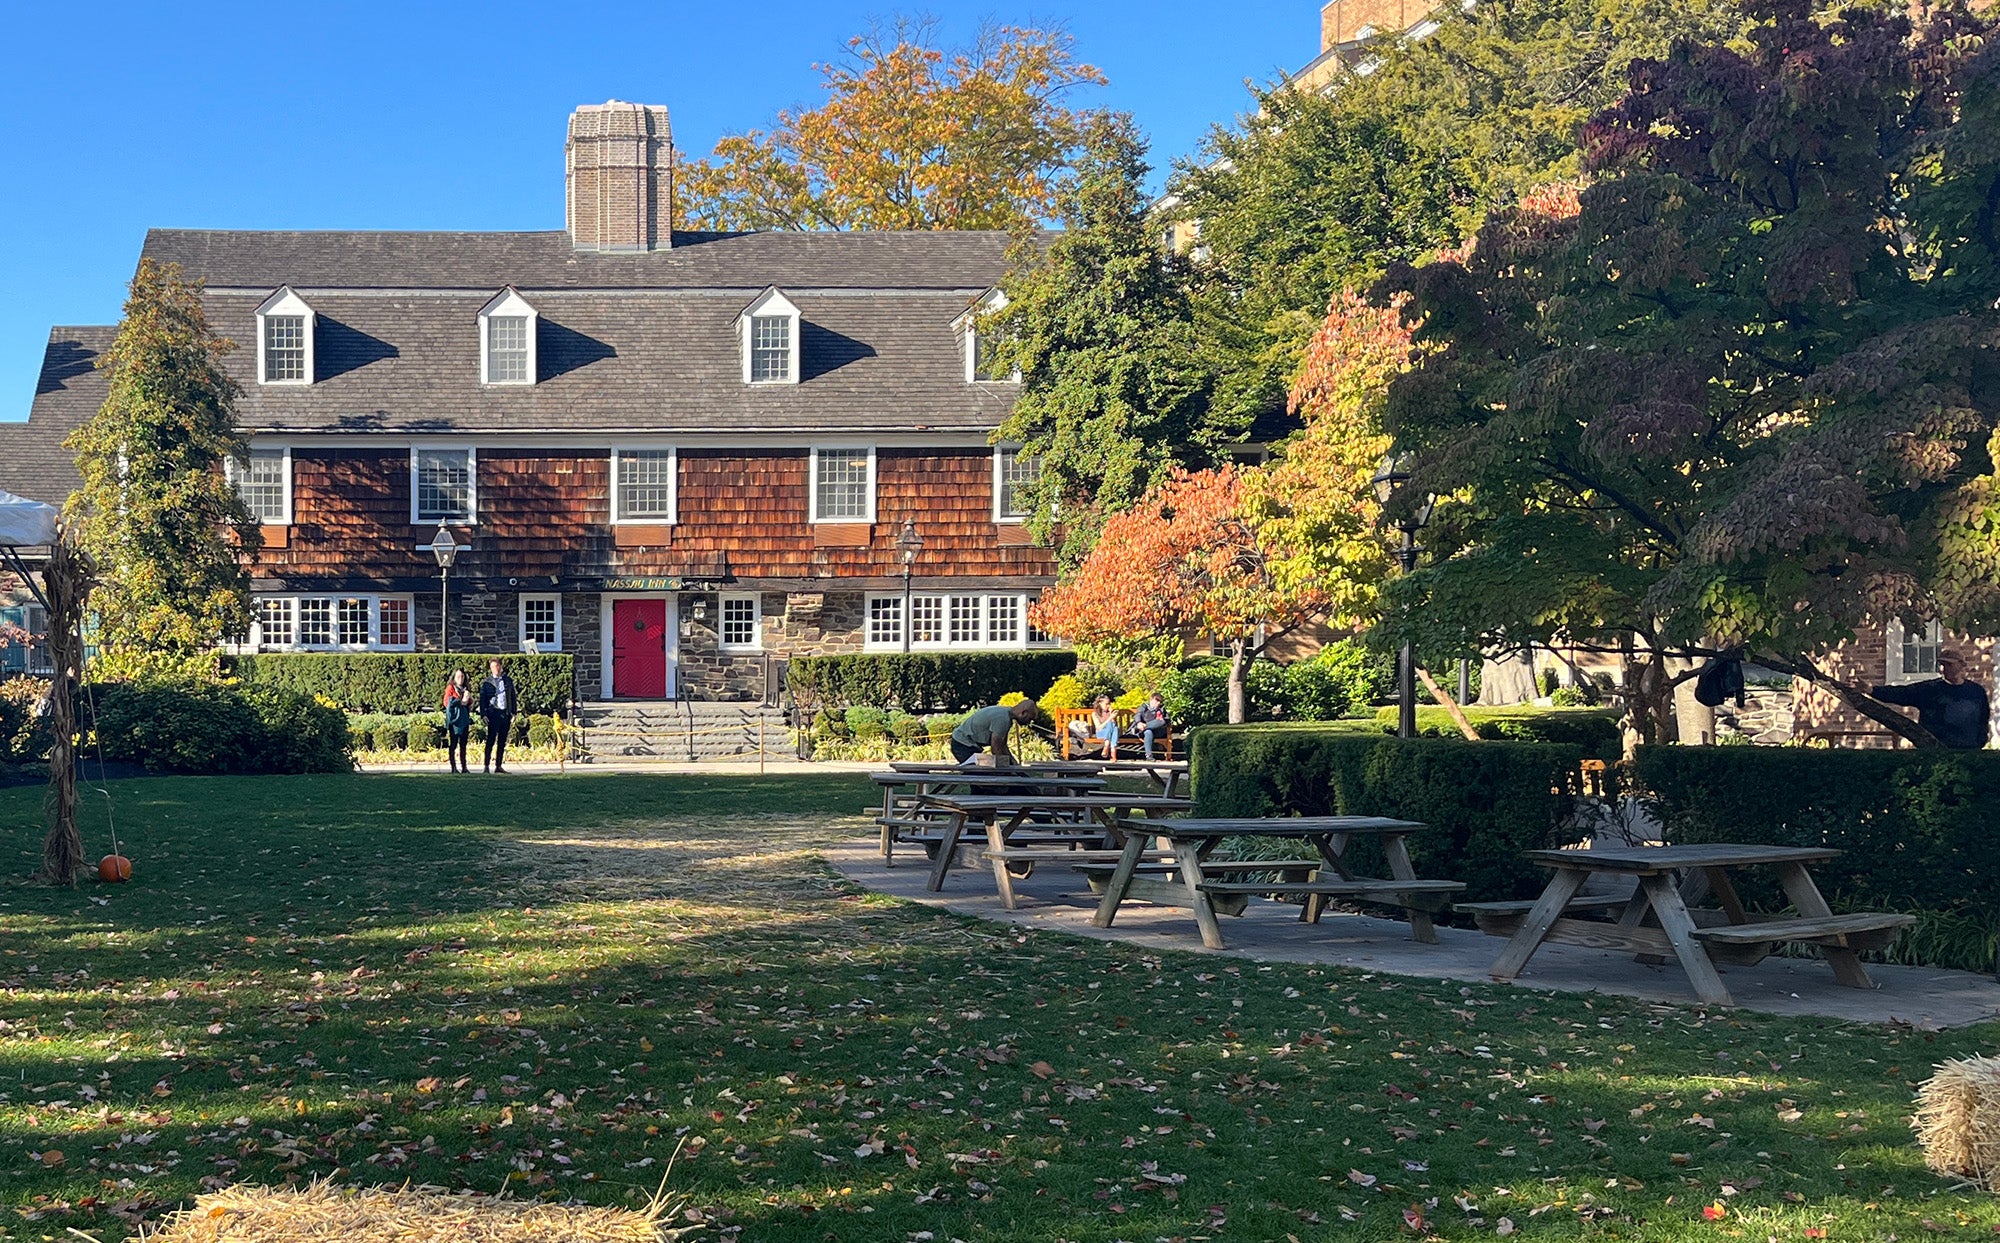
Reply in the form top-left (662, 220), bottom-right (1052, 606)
top-left (347, 720), bottom-right (374, 751)
top-left (92, 682), bottom-right (351, 775)
top-left (1189, 724), bottom-right (1588, 902)
top-left (1370, 705), bottom-right (1621, 755)
top-left (811, 708), bottom-right (848, 741)
top-left (923, 713), bottom-right (961, 742)
top-left (526, 714), bottom-right (559, 750)
top-left (889, 712), bottom-right (927, 744)
top-left (226, 653), bottom-right (574, 715)
top-left (1074, 664), bottom-right (1125, 704)
top-left (1282, 660), bottom-right (1350, 722)
top-left (371, 722), bottom-right (408, 752)
top-left (0, 677), bottom-right (50, 763)
top-left (1041, 674), bottom-right (1090, 711)
top-left (846, 706), bottom-right (891, 741)
top-left (405, 719), bottom-right (442, 752)
top-left (1635, 746), bottom-right (2000, 971)
top-left (1245, 660), bottom-right (1289, 718)
top-left (1159, 660), bottom-right (1233, 728)
top-left (788, 651), bottom-right (1077, 712)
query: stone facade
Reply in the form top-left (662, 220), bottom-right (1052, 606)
top-left (1714, 686), bottom-right (1796, 745)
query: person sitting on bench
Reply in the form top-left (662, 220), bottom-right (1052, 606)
top-left (1133, 693), bottom-right (1169, 759)
top-left (1066, 694), bottom-right (1121, 759)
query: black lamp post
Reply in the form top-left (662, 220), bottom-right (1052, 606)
top-left (1371, 458), bottom-right (1436, 740)
top-left (896, 518), bottom-right (925, 653)
top-left (428, 522), bottom-right (463, 652)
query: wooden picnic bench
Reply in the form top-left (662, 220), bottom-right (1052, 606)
top-left (915, 791), bottom-right (1194, 909)
top-left (1482, 843), bottom-right (1914, 1006)
top-left (868, 770), bottom-right (1105, 866)
top-left (1092, 816), bottom-right (1464, 950)
top-left (1049, 707), bottom-right (1175, 761)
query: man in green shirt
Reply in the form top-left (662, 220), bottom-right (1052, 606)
top-left (950, 699), bottom-right (1039, 766)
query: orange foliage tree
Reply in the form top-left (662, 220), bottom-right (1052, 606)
top-left (676, 19), bottom-right (1104, 232)
top-left (1030, 467), bottom-right (1324, 723)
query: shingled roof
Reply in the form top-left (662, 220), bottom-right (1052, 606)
top-left (0, 328), bottom-right (108, 504)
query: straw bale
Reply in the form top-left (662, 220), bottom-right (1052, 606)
top-left (142, 1180), bottom-right (689, 1242)
top-left (1913, 1054), bottom-right (2000, 1191)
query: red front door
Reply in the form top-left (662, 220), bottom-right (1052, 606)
top-left (612, 599), bottom-right (668, 698)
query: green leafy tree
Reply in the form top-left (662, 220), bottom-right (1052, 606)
top-left (1371, 0), bottom-right (2000, 749)
top-left (65, 258), bottom-right (259, 656)
top-left (993, 114), bottom-right (1231, 567)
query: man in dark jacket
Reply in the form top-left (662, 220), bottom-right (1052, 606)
top-left (479, 658), bottom-right (519, 773)
top-left (1872, 648), bottom-right (1991, 750)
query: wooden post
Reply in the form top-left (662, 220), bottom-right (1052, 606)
top-left (759, 719), bottom-right (766, 775)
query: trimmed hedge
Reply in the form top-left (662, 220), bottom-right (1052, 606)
top-left (226, 653), bottom-right (575, 716)
top-left (1635, 746), bottom-right (2000, 970)
top-left (92, 682), bottom-right (353, 775)
top-left (1370, 705), bottom-right (1622, 755)
top-left (1189, 724), bottom-right (1588, 903)
top-left (788, 651), bottom-right (1077, 712)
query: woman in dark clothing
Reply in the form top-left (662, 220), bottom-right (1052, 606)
top-left (443, 668), bottom-right (474, 773)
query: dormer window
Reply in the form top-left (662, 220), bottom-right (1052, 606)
top-left (255, 287), bottom-right (315, 385)
top-left (479, 289), bottom-right (538, 385)
top-left (740, 288), bottom-right (801, 385)
top-left (955, 289), bottom-right (1018, 383)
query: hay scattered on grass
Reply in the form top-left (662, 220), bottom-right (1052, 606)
top-left (1914, 1054), bottom-right (2000, 1191)
top-left (142, 1180), bottom-right (690, 1242)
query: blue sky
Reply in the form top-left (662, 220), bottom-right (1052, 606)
top-left (0, 1), bottom-right (1317, 423)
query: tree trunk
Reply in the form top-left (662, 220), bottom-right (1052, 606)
top-left (37, 531), bottom-right (89, 887)
top-left (1478, 646), bottom-right (1538, 705)
top-left (1667, 654), bottom-right (1713, 745)
top-left (1618, 633), bottom-right (1679, 759)
top-left (1226, 636), bottom-right (1249, 725)
top-left (1777, 654), bottom-right (1943, 748)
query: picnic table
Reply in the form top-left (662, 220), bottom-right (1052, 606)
top-left (885, 757), bottom-right (1191, 795)
top-left (1090, 816), bottom-right (1464, 950)
top-left (1473, 843), bottom-right (1915, 1006)
top-left (916, 791), bottom-right (1194, 909)
top-left (869, 769), bottom-right (1106, 865)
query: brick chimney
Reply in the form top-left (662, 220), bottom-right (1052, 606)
top-left (566, 101), bottom-right (673, 252)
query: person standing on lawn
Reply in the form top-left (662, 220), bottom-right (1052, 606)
top-left (479, 658), bottom-right (519, 773)
top-left (950, 698), bottom-right (1039, 766)
top-left (1872, 648), bottom-right (1992, 750)
top-left (442, 668), bottom-right (474, 774)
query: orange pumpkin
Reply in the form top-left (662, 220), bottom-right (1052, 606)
top-left (97, 854), bottom-right (132, 883)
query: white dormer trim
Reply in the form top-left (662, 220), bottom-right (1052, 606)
top-left (953, 288), bottom-right (1018, 383)
top-left (478, 288), bottom-right (538, 386)
top-left (255, 287), bottom-right (315, 386)
top-left (739, 287), bottom-right (801, 385)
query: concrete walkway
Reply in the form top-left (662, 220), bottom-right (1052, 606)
top-left (826, 840), bottom-right (2000, 1029)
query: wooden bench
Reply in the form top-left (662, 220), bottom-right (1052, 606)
top-left (1074, 858), bottom-right (1322, 918)
top-left (1690, 913), bottom-right (1915, 987)
top-left (1198, 877), bottom-right (1465, 924)
top-left (1454, 894), bottom-right (1629, 935)
top-left (1050, 707), bottom-right (1175, 761)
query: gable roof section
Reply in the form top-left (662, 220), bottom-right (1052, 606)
top-left (0, 327), bottom-right (111, 503)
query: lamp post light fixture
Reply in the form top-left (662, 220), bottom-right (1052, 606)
top-left (1371, 457), bottom-right (1436, 740)
top-left (896, 518), bottom-right (926, 654)
top-left (428, 522), bottom-right (463, 652)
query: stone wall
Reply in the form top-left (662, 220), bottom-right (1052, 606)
top-left (567, 594), bottom-right (602, 698)
top-left (1714, 685), bottom-right (1795, 744)
top-left (414, 590), bottom-right (513, 653)
top-left (676, 591), bottom-right (787, 702)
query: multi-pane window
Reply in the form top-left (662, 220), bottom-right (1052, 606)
top-left (972, 325), bottom-right (1014, 381)
top-left (378, 598), bottom-right (412, 649)
top-left (520, 596), bottom-right (560, 650)
top-left (487, 315), bottom-right (531, 383)
top-left (987, 595), bottom-right (1022, 644)
top-left (415, 448), bottom-right (475, 522)
top-left (264, 315), bottom-right (307, 382)
top-left (614, 450), bottom-right (676, 521)
top-left (297, 598), bottom-right (333, 647)
top-left (257, 597), bottom-right (294, 647)
top-left (813, 448), bottom-right (871, 521)
top-left (995, 448), bottom-right (1040, 521)
top-left (235, 448), bottom-right (290, 523)
top-left (750, 315), bottom-right (792, 382)
top-left (909, 595), bottom-right (944, 646)
top-left (1897, 620), bottom-right (1943, 681)
top-left (948, 595), bottom-right (982, 645)
top-left (337, 598), bottom-right (371, 647)
top-left (866, 596), bottom-right (904, 648)
top-left (719, 595), bottom-right (760, 650)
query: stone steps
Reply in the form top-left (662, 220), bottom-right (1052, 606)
top-left (573, 701), bottom-right (793, 762)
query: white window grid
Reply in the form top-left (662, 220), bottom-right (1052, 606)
top-left (520, 595), bottom-right (561, 650)
top-left (987, 595), bottom-right (1022, 644)
top-left (235, 448), bottom-right (291, 523)
top-left (487, 315), bottom-right (531, 383)
top-left (1890, 619), bottom-right (1943, 683)
top-left (862, 593), bottom-right (1057, 652)
top-left (414, 448), bottom-right (476, 523)
top-left (255, 595), bottom-right (416, 651)
top-left (750, 315), bottom-right (791, 382)
top-left (613, 449), bottom-right (677, 521)
top-left (866, 596), bottom-right (904, 648)
top-left (995, 448), bottom-right (1040, 521)
top-left (719, 594), bottom-right (761, 651)
top-left (264, 315), bottom-right (307, 382)
top-left (813, 448), bottom-right (873, 522)
top-left (948, 595), bottom-right (982, 645)
top-left (909, 595), bottom-right (943, 645)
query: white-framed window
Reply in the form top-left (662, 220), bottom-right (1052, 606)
top-left (863, 592), bottom-right (1060, 652)
top-left (254, 595), bottom-right (416, 651)
top-left (612, 448), bottom-right (677, 522)
top-left (412, 447), bottom-right (477, 524)
top-left (231, 446), bottom-right (292, 524)
top-left (957, 289), bottom-right (1018, 383)
top-left (1887, 619), bottom-right (1944, 684)
top-left (520, 595), bottom-right (561, 651)
top-left (479, 288), bottom-right (538, 386)
top-left (811, 446), bottom-right (875, 523)
top-left (993, 446), bottom-right (1040, 522)
top-left (255, 287), bottom-right (315, 386)
top-left (718, 594), bottom-right (761, 651)
top-left (740, 288), bottom-right (801, 385)
top-left (866, 596), bottom-right (904, 648)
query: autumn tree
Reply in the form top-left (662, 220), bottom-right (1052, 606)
top-left (1370, 0), bottom-right (2000, 748)
top-left (676, 19), bottom-right (1104, 232)
top-left (1031, 467), bottom-right (1322, 723)
top-left (993, 114), bottom-right (1231, 567)
top-left (66, 258), bottom-right (259, 656)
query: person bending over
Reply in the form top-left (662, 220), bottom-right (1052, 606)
top-left (950, 699), bottom-right (1039, 767)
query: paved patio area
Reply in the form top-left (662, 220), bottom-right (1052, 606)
top-left (826, 839), bottom-right (2000, 1029)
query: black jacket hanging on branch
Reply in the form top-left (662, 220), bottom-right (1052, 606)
top-left (1693, 651), bottom-right (1746, 709)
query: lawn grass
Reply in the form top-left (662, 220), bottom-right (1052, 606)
top-left (0, 771), bottom-right (1995, 1241)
